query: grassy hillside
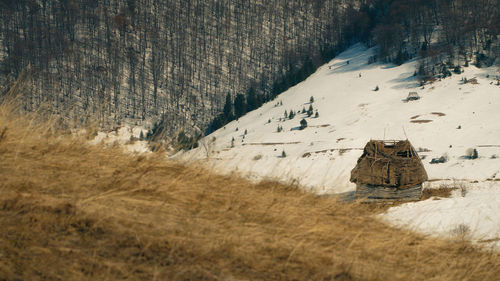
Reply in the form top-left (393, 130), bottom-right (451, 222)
top-left (1, 102), bottom-right (500, 280)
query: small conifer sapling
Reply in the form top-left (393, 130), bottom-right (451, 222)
top-left (300, 118), bottom-right (308, 130)
top-left (307, 104), bottom-right (313, 117)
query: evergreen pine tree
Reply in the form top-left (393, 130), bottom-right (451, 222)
top-left (472, 149), bottom-right (478, 159)
top-left (223, 93), bottom-right (233, 121)
top-left (310, 96), bottom-right (314, 103)
top-left (246, 87), bottom-right (258, 111)
top-left (300, 118), bottom-right (308, 130)
top-left (234, 93), bottom-right (247, 118)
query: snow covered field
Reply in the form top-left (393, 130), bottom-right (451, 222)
top-left (382, 184), bottom-right (500, 248)
top-left (91, 126), bottom-right (151, 154)
top-left (178, 44), bottom-right (500, 247)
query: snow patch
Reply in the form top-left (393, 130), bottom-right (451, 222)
top-left (91, 125), bottom-right (150, 154)
top-left (381, 183), bottom-right (500, 248)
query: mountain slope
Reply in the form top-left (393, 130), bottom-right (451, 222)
top-left (180, 44), bottom-right (500, 193)
top-left (0, 0), bottom-right (350, 134)
top-left (5, 101), bottom-right (500, 280)
top-left (179, 44), bottom-right (500, 247)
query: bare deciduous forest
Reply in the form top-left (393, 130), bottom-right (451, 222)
top-left (0, 0), bottom-right (498, 139)
top-left (0, 0), bottom-right (352, 136)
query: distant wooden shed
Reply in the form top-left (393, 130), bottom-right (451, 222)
top-left (350, 140), bottom-right (428, 202)
top-left (407, 92), bottom-right (420, 101)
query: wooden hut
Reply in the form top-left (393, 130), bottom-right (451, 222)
top-left (350, 140), bottom-right (428, 202)
top-left (407, 92), bottom-right (420, 101)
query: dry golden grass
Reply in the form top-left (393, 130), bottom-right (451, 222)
top-left (1, 102), bottom-right (500, 281)
top-left (422, 186), bottom-right (457, 200)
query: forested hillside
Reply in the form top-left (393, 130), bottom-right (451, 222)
top-left (0, 0), bottom-right (355, 136)
top-left (0, 0), bottom-right (498, 139)
top-left (355, 0), bottom-right (500, 74)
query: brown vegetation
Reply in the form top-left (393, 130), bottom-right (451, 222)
top-left (431, 112), bottom-right (446, 117)
top-left (1, 103), bottom-right (500, 280)
top-left (422, 186), bottom-right (457, 200)
top-left (411, 119), bottom-right (433, 124)
top-left (465, 78), bottom-right (479, 85)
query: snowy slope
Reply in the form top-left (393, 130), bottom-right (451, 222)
top-left (177, 44), bottom-right (500, 247)
top-left (91, 126), bottom-right (150, 154)
top-left (381, 185), bottom-right (500, 248)
top-left (178, 44), bottom-right (500, 194)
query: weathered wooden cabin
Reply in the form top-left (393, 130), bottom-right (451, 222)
top-left (350, 140), bottom-right (428, 202)
top-left (407, 92), bottom-right (420, 101)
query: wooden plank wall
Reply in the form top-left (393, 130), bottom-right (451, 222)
top-left (355, 184), bottom-right (423, 202)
